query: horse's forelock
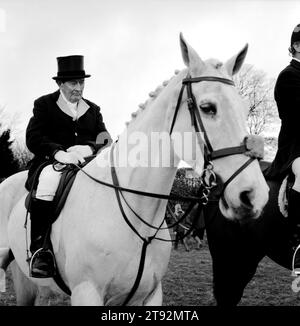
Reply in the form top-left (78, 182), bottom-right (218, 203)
top-left (205, 58), bottom-right (223, 70)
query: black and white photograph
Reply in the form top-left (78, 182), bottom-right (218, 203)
top-left (0, 0), bottom-right (300, 310)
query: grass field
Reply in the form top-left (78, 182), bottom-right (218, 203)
top-left (1, 236), bottom-right (300, 306)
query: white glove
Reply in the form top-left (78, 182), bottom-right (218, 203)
top-left (54, 150), bottom-right (85, 164)
top-left (66, 145), bottom-right (93, 158)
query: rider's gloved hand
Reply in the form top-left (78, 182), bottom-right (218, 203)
top-left (54, 150), bottom-right (85, 164)
top-left (66, 145), bottom-right (93, 158)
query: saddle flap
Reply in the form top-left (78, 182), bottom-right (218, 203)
top-left (24, 162), bottom-right (84, 222)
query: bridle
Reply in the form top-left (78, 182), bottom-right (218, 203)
top-left (170, 74), bottom-right (264, 206)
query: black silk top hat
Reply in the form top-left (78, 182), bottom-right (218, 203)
top-left (52, 55), bottom-right (91, 81)
top-left (291, 24), bottom-right (300, 46)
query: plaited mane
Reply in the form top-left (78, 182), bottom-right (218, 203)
top-left (125, 70), bottom-right (181, 127)
top-left (125, 60), bottom-right (222, 128)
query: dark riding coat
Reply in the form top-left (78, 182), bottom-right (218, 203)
top-left (25, 90), bottom-right (110, 190)
top-left (265, 59), bottom-right (300, 181)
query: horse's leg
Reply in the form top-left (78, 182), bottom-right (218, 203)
top-left (174, 233), bottom-right (179, 250)
top-left (71, 281), bottom-right (103, 306)
top-left (10, 261), bottom-right (38, 306)
top-left (194, 235), bottom-right (202, 249)
top-left (205, 205), bottom-right (264, 306)
top-left (212, 248), bottom-right (262, 306)
top-left (183, 236), bottom-right (190, 252)
top-left (144, 282), bottom-right (162, 306)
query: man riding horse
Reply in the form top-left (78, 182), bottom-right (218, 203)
top-left (265, 24), bottom-right (300, 274)
top-left (173, 203), bottom-right (205, 251)
top-left (25, 55), bottom-right (112, 278)
top-left (173, 204), bottom-right (190, 251)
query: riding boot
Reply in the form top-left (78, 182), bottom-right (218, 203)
top-left (287, 189), bottom-right (300, 275)
top-left (29, 198), bottom-right (56, 278)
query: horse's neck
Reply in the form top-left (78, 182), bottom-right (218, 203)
top-left (110, 78), bottom-right (182, 225)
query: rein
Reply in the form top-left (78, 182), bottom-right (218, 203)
top-left (71, 143), bottom-right (206, 306)
top-left (74, 161), bottom-right (201, 203)
top-left (109, 144), bottom-right (203, 306)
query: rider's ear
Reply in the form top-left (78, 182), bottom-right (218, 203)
top-left (180, 33), bottom-right (204, 74)
top-left (225, 44), bottom-right (248, 76)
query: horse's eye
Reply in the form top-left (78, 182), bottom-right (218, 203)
top-left (199, 102), bottom-right (217, 115)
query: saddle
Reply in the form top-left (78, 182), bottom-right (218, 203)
top-left (25, 163), bottom-right (79, 217)
top-left (25, 156), bottom-right (95, 217)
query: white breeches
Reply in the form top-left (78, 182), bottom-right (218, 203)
top-left (35, 165), bottom-right (62, 201)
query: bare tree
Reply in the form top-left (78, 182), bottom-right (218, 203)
top-left (12, 137), bottom-right (33, 170)
top-left (0, 104), bottom-right (32, 171)
top-left (234, 64), bottom-right (277, 135)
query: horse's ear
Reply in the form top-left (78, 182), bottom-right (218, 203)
top-left (225, 43), bottom-right (248, 76)
top-left (180, 33), bottom-right (204, 72)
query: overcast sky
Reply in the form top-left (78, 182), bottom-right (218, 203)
top-left (0, 0), bottom-right (299, 141)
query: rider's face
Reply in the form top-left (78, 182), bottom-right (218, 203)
top-left (293, 42), bottom-right (300, 54)
top-left (60, 79), bottom-right (85, 103)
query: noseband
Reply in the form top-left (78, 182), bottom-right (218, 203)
top-left (169, 75), bottom-right (264, 205)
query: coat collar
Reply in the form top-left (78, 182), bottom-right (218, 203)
top-left (290, 59), bottom-right (300, 71)
top-left (55, 91), bottom-right (90, 120)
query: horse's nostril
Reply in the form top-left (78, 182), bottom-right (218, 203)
top-left (240, 190), bottom-right (253, 209)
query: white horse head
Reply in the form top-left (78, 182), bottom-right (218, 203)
top-left (121, 33), bottom-right (268, 221)
top-left (169, 33), bottom-right (269, 221)
top-left (0, 34), bottom-right (269, 306)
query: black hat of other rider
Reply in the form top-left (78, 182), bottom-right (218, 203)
top-left (291, 24), bottom-right (300, 47)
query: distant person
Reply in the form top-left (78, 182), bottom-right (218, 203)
top-left (173, 204), bottom-right (190, 251)
top-left (265, 24), bottom-right (300, 274)
top-left (191, 210), bottom-right (205, 250)
top-left (25, 55), bottom-right (112, 278)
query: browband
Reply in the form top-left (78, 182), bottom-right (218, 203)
top-left (182, 76), bottom-right (235, 86)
